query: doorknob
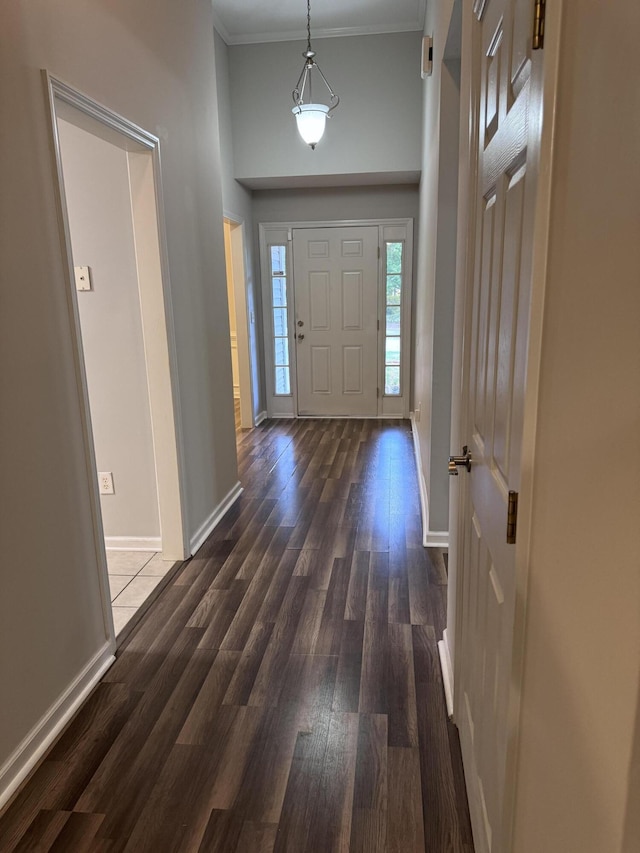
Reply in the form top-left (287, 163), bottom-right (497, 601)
top-left (297, 333), bottom-right (305, 341)
top-left (449, 445), bottom-right (471, 475)
top-left (297, 320), bottom-right (304, 327)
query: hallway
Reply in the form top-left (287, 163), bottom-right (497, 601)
top-left (0, 419), bottom-right (472, 852)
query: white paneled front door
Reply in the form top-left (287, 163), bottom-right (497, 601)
top-left (292, 226), bottom-right (379, 416)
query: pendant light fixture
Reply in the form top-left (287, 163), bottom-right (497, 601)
top-left (291, 0), bottom-right (339, 150)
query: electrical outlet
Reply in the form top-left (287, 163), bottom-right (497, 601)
top-left (98, 472), bottom-right (114, 494)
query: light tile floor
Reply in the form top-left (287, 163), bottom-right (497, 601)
top-left (106, 550), bottom-right (176, 635)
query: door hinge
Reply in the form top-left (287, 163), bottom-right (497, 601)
top-left (532, 0), bottom-right (545, 50)
top-left (377, 387), bottom-right (380, 398)
top-left (377, 319), bottom-right (380, 331)
top-left (506, 490), bottom-right (519, 544)
top-left (377, 246), bottom-right (381, 260)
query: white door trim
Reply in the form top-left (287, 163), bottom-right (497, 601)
top-left (259, 218), bottom-right (413, 419)
top-left (44, 73), bottom-right (190, 649)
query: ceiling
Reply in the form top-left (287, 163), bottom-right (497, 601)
top-left (212, 0), bottom-right (427, 45)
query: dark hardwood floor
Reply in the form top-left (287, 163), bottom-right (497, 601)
top-left (0, 418), bottom-right (473, 852)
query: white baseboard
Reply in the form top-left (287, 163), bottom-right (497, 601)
top-left (438, 629), bottom-right (454, 718)
top-left (105, 536), bottom-right (162, 552)
top-left (254, 410), bottom-right (268, 426)
top-left (410, 414), bottom-right (449, 550)
top-left (426, 530), bottom-right (449, 548)
top-left (189, 481), bottom-right (243, 555)
top-left (0, 642), bottom-right (115, 811)
top-left (410, 413), bottom-right (430, 547)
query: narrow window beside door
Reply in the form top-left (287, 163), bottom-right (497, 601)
top-left (384, 242), bottom-right (403, 395)
top-left (270, 245), bottom-right (291, 396)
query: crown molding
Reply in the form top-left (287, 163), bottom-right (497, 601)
top-left (213, 0), bottom-right (427, 47)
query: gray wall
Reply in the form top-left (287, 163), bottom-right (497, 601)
top-left (57, 118), bottom-right (161, 542)
top-left (413, 0), bottom-right (459, 538)
top-left (214, 29), bottom-right (264, 418)
top-left (229, 32), bottom-right (423, 186)
top-left (0, 0), bottom-right (236, 796)
top-left (252, 185), bottom-right (420, 225)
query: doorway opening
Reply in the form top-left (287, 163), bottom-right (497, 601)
top-left (47, 77), bottom-right (188, 641)
top-left (223, 217), bottom-right (255, 434)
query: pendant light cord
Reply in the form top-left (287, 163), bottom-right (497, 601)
top-left (306, 0), bottom-right (312, 53)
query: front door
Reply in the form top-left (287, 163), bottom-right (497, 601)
top-left (292, 226), bottom-right (379, 416)
top-left (456, 2), bottom-right (547, 851)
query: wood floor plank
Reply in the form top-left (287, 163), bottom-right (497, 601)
top-left (79, 640), bottom-right (216, 841)
top-left (220, 526), bottom-right (292, 650)
top-left (349, 809), bottom-right (387, 853)
top-left (358, 620), bottom-right (388, 714)
top-left (196, 583), bottom-right (248, 649)
top-left (222, 621), bottom-right (275, 706)
top-left (47, 811), bottom-right (105, 852)
top-left (247, 577), bottom-right (310, 708)
top-left (10, 809), bottom-right (71, 853)
top-left (365, 552), bottom-right (390, 623)
top-left (387, 747), bottom-right (426, 853)
top-left (344, 550), bottom-right (370, 622)
top-left (315, 557), bottom-right (353, 656)
top-left (196, 809), bottom-right (244, 853)
top-left (306, 711), bottom-right (360, 853)
top-left (207, 705), bottom-right (264, 810)
top-left (272, 709), bottom-right (333, 853)
top-left (351, 713), bottom-right (387, 812)
top-left (387, 622), bottom-right (419, 748)
top-left (412, 624), bottom-right (440, 684)
top-left (255, 547), bottom-right (301, 621)
top-left (40, 682), bottom-right (141, 812)
top-left (232, 702), bottom-right (304, 825)
top-left (332, 619), bottom-right (365, 713)
top-left (0, 765), bottom-right (63, 852)
top-left (415, 679), bottom-right (471, 852)
top-left (0, 418), bottom-right (474, 853)
top-left (407, 548), bottom-right (434, 627)
top-left (177, 650), bottom-right (241, 745)
top-left (290, 588), bottom-right (327, 655)
top-left (234, 822), bottom-right (278, 853)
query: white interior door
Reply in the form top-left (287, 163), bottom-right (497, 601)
top-left (293, 226), bottom-right (379, 416)
top-left (456, 2), bottom-right (545, 851)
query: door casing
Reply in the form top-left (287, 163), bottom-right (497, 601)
top-left (45, 74), bottom-right (191, 649)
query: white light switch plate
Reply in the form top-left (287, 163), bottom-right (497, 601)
top-left (74, 265), bottom-right (92, 291)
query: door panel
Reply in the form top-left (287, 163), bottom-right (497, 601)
top-left (457, 1), bottom-right (543, 851)
top-left (293, 226), bottom-right (378, 416)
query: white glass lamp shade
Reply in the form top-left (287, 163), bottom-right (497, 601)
top-left (292, 103), bottom-right (329, 147)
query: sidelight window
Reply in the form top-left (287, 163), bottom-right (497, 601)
top-left (270, 245), bottom-right (291, 395)
top-left (384, 241), bottom-right (403, 395)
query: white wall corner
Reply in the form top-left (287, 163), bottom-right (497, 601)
top-left (189, 481), bottom-right (243, 555)
top-left (0, 643), bottom-right (115, 812)
top-left (254, 411), bottom-right (268, 426)
top-left (438, 629), bottom-right (454, 717)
